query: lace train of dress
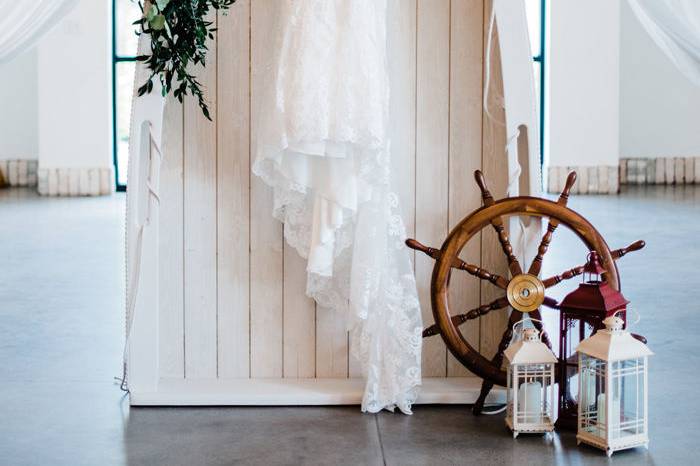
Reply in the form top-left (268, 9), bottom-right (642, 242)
top-left (252, 0), bottom-right (422, 413)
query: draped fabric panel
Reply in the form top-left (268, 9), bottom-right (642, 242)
top-left (0, 0), bottom-right (78, 63)
top-left (627, 0), bottom-right (700, 86)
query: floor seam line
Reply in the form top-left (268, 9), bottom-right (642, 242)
top-left (375, 415), bottom-right (387, 466)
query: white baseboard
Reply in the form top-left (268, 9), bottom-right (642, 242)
top-left (129, 377), bottom-right (506, 407)
top-left (0, 159), bottom-right (38, 187)
top-left (621, 156), bottom-right (699, 185)
top-left (36, 166), bottom-right (114, 196)
top-left (547, 165), bottom-right (619, 194)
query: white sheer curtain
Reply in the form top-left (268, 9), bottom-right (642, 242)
top-left (0, 0), bottom-right (77, 63)
top-left (627, 0), bottom-right (700, 86)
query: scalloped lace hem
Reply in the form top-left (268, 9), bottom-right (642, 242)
top-left (252, 147), bottom-right (422, 414)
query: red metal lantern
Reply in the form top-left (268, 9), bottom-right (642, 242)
top-left (556, 251), bottom-right (629, 429)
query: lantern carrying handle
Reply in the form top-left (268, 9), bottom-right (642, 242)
top-left (512, 318), bottom-right (545, 341)
top-left (612, 308), bottom-right (641, 326)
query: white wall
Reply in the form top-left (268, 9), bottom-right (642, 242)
top-left (547, 0), bottom-right (621, 169)
top-left (620, 0), bottom-right (700, 159)
top-left (37, 0), bottom-right (112, 170)
top-left (0, 50), bottom-right (38, 161)
top-left (548, 0), bottom-right (700, 170)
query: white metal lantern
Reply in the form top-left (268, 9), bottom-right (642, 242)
top-left (576, 314), bottom-right (653, 456)
top-left (505, 320), bottom-right (558, 438)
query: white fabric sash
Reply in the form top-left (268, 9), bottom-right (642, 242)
top-left (0, 0), bottom-right (77, 63)
top-left (627, 0), bottom-right (700, 86)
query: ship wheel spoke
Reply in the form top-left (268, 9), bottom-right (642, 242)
top-left (422, 297), bottom-right (509, 338)
top-left (542, 296), bottom-right (559, 309)
top-left (542, 265), bottom-right (585, 288)
top-left (491, 215), bottom-right (522, 277)
top-left (406, 239), bottom-right (509, 289)
top-left (474, 170), bottom-right (522, 276)
top-left (611, 240), bottom-right (646, 259)
top-left (528, 172), bottom-right (577, 277)
top-left (458, 262), bottom-right (509, 289)
top-left (542, 240), bottom-right (646, 289)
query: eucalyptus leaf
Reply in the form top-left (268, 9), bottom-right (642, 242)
top-left (145, 4), bottom-right (156, 21)
top-left (149, 14), bottom-right (166, 30)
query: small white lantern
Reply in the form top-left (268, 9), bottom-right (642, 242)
top-left (576, 314), bottom-right (653, 456)
top-left (505, 320), bottom-right (558, 438)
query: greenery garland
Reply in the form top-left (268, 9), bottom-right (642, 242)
top-left (135, 0), bottom-right (237, 120)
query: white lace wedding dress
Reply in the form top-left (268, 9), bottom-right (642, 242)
top-left (252, 0), bottom-right (422, 414)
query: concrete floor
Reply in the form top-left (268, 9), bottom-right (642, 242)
top-left (1, 185), bottom-right (698, 466)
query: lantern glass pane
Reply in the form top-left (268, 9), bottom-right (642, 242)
top-left (563, 318), bottom-right (591, 404)
top-left (612, 358), bottom-right (645, 439)
top-left (579, 355), bottom-right (607, 438)
top-left (514, 363), bottom-right (552, 425)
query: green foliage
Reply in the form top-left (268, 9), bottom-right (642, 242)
top-left (135, 0), bottom-right (236, 120)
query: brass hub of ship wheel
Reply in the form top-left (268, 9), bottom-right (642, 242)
top-left (506, 274), bottom-right (545, 313)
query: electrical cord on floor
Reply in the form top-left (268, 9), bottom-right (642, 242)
top-left (480, 404), bottom-right (507, 415)
top-left (114, 363), bottom-right (129, 393)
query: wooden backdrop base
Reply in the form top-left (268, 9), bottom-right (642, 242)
top-left (129, 377), bottom-right (506, 407)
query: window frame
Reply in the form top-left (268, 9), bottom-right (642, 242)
top-left (112, 0), bottom-right (138, 192)
top-left (532, 0), bottom-right (547, 168)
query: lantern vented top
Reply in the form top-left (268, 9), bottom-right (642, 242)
top-left (504, 324), bottom-right (557, 364)
top-left (603, 315), bottom-right (624, 333)
top-left (576, 314), bottom-right (653, 361)
top-left (523, 327), bottom-right (540, 342)
top-left (583, 251), bottom-right (606, 280)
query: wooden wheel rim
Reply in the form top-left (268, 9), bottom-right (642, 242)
top-left (430, 196), bottom-right (620, 387)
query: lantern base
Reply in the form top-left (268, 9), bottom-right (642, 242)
top-left (506, 417), bottom-right (555, 438)
top-left (576, 431), bottom-right (649, 456)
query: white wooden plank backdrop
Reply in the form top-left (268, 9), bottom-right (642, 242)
top-left (136, 0), bottom-right (512, 404)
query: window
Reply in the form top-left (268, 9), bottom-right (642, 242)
top-left (112, 0), bottom-right (141, 191)
top-left (525, 0), bottom-right (547, 166)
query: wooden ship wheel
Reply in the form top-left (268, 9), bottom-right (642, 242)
top-left (406, 170), bottom-right (645, 414)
